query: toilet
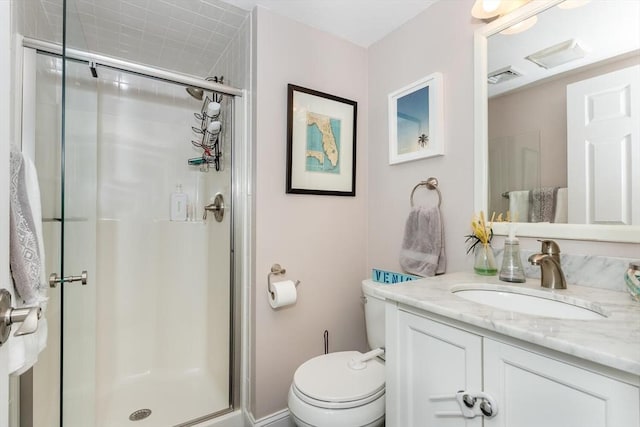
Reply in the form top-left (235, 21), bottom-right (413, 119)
top-left (288, 280), bottom-right (386, 427)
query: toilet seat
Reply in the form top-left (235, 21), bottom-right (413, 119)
top-left (291, 351), bottom-right (385, 410)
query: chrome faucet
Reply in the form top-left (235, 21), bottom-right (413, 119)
top-left (528, 240), bottom-right (567, 289)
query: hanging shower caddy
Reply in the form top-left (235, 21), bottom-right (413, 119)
top-left (189, 77), bottom-right (224, 172)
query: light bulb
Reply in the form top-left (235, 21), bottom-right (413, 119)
top-left (483, 0), bottom-right (501, 13)
top-left (471, 0), bottom-right (505, 19)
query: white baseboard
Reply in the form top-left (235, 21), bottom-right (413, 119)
top-left (193, 408), bottom-right (293, 427)
top-left (246, 408), bottom-right (294, 427)
top-left (194, 410), bottom-right (244, 427)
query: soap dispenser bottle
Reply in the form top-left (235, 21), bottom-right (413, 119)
top-left (499, 228), bottom-right (526, 283)
top-left (170, 184), bottom-right (188, 221)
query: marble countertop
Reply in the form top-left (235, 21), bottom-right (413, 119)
top-left (365, 272), bottom-right (640, 376)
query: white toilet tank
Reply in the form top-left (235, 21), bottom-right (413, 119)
top-left (362, 280), bottom-right (385, 350)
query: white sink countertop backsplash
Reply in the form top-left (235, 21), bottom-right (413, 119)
top-left (493, 249), bottom-right (637, 292)
top-left (366, 272), bottom-right (640, 376)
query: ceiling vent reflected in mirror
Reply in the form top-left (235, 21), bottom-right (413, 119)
top-left (488, 66), bottom-right (523, 84)
top-left (525, 39), bottom-right (588, 69)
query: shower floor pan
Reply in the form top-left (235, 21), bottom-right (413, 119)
top-left (98, 371), bottom-right (228, 427)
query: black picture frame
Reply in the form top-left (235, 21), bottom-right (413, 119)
top-left (286, 84), bottom-right (357, 196)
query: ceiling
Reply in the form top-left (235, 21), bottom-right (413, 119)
top-left (21, 0), bottom-right (440, 79)
top-left (487, 0), bottom-right (640, 97)
top-left (223, 0), bottom-right (440, 47)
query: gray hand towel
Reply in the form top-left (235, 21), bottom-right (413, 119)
top-left (9, 146), bottom-right (44, 304)
top-left (399, 206), bottom-right (446, 277)
top-left (529, 187), bottom-right (559, 223)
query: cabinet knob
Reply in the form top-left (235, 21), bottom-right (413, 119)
top-left (480, 400), bottom-right (494, 417)
top-left (462, 393), bottom-right (477, 408)
top-left (454, 390), bottom-right (499, 419)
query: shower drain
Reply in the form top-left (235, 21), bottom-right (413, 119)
top-left (129, 409), bottom-right (152, 421)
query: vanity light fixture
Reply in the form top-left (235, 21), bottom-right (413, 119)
top-left (525, 39), bottom-right (588, 69)
top-left (471, 0), bottom-right (531, 20)
top-left (472, 0), bottom-right (537, 34)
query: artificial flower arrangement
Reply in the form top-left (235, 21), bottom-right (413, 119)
top-left (465, 211), bottom-right (494, 254)
top-left (466, 211), bottom-right (504, 275)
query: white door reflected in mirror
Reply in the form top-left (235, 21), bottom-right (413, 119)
top-left (567, 65), bottom-right (640, 225)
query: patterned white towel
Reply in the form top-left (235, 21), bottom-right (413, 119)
top-left (9, 145), bottom-right (45, 304)
top-left (8, 145), bottom-right (48, 375)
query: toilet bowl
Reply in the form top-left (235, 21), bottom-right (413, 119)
top-left (288, 351), bottom-right (385, 427)
top-left (288, 280), bottom-right (385, 427)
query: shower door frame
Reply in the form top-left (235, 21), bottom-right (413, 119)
top-left (20, 37), bottom-right (247, 426)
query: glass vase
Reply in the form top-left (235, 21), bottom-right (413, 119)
top-left (474, 244), bottom-right (498, 276)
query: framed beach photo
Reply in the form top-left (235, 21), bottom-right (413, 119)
top-left (286, 84), bottom-right (357, 196)
top-left (388, 72), bottom-right (444, 165)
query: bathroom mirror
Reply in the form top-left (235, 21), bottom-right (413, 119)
top-left (474, 0), bottom-right (640, 242)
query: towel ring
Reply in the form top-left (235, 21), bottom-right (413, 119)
top-left (410, 177), bottom-right (442, 208)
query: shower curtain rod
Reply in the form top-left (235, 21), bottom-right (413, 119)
top-left (22, 36), bottom-right (243, 98)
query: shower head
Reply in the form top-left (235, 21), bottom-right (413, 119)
top-left (186, 86), bottom-right (204, 100)
top-left (186, 76), bottom-right (224, 101)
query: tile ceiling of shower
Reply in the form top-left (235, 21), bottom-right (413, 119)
top-left (28, 0), bottom-right (249, 78)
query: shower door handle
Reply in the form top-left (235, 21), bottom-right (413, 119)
top-left (49, 270), bottom-right (88, 288)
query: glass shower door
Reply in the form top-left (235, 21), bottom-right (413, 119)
top-left (60, 0), bottom-right (99, 424)
top-left (59, 58), bottom-right (98, 425)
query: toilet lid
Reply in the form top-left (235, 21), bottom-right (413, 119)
top-left (293, 351), bottom-right (385, 403)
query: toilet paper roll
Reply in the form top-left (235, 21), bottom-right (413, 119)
top-left (269, 280), bottom-right (297, 309)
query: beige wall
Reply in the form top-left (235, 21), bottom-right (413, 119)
top-left (489, 53), bottom-right (640, 189)
top-left (251, 6), bottom-right (369, 419)
top-left (367, 0), bottom-right (482, 275)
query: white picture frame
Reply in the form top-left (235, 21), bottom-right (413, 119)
top-left (388, 72), bottom-right (444, 165)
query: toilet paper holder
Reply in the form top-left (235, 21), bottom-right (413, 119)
top-left (268, 264), bottom-right (300, 298)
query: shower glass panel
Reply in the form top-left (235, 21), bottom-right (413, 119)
top-left (62, 1), bottom-right (99, 424)
top-left (38, 2), bottom-right (236, 424)
top-left (60, 58), bottom-right (99, 424)
top-left (85, 68), bottom-right (233, 426)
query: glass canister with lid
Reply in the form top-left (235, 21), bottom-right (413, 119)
top-left (624, 261), bottom-right (640, 302)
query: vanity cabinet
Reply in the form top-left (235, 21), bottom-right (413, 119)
top-left (386, 305), bottom-right (640, 427)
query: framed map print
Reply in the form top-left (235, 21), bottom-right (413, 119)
top-left (286, 84), bottom-right (357, 196)
top-left (388, 72), bottom-right (444, 165)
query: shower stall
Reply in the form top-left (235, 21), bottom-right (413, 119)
top-left (14, 1), bottom-right (247, 422)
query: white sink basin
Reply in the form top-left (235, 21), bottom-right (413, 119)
top-left (452, 285), bottom-right (607, 320)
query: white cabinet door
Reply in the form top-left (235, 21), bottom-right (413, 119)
top-left (567, 64), bottom-right (640, 225)
top-left (390, 311), bottom-right (483, 427)
top-left (484, 339), bottom-right (640, 427)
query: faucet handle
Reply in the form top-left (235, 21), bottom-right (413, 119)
top-left (537, 239), bottom-right (561, 255)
